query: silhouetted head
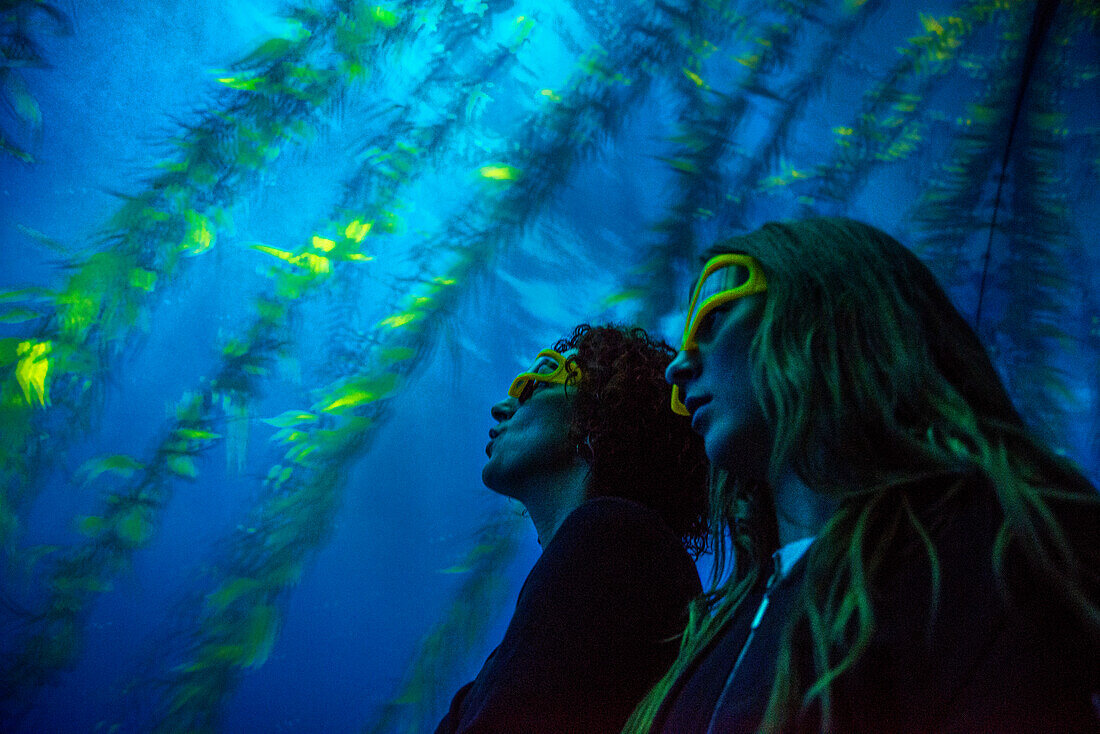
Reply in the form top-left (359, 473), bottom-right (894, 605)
top-left (667, 217), bottom-right (1023, 497)
top-left (486, 324), bottom-right (709, 555)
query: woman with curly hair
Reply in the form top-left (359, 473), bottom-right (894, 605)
top-left (630, 218), bottom-right (1100, 732)
top-left (436, 324), bottom-right (710, 734)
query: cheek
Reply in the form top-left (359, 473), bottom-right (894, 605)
top-left (708, 331), bottom-right (757, 404)
top-left (547, 412), bottom-right (576, 452)
top-left (515, 403), bottom-right (574, 452)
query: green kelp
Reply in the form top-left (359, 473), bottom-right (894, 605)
top-left (2, 0), bottom-right (1099, 731)
top-left (632, 0), bottom-right (885, 328)
top-left (792, 0), bottom-right (994, 217)
top-left (716, 0), bottom-right (888, 228)
top-left (989, 3), bottom-right (1091, 440)
top-left (0, 0), bottom-right (428, 554)
top-left (911, 1), bottom-right (1035, 281)
top-left (136, 6), bottom-right (714, 728)
top-left (0, 390), bottom-right (220, 713)
top-left (913, 0), bottom-right (1097, 444)
top-left (141, 268), bottom-right (453, 733)
top-left (0, 0), bottom-right (456, 720)
top-left (1, 1), bottom-right (538, 722)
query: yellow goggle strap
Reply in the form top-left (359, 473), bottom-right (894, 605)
top-left (671, 387), bottom-right (690, 416)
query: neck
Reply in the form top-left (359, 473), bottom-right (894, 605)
top-left (516, 465), bottom-right (591, 548)
top-left (772, 466), bottom-right (838, 547)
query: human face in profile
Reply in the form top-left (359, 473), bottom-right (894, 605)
top-left (482, 350), bottom-right (581, 499)
top-left (666, 259), bottom-right (770, 478)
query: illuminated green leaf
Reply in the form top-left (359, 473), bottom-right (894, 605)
top-left (166, 454), bottom-right (199, 478)
top-left (78, 454), bottom-right (145, 485)
top-left (175, 428), bottom-right (222, 441)
top-left (115, 507), bottom-right (153, 546)
top-left (206, 577), bottom-right (263, 611)
top-left (240, 604), bottom-right (279, 668)
top-left (76, 515), bottom-right (107, 537)
top-left (262, 411), bottom-right (318, 428)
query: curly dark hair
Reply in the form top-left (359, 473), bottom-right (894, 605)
top-left (552, 324), bottom-right (710, 557)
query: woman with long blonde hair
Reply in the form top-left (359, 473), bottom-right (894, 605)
top-left (630, 218), bottom-right (1099, 732)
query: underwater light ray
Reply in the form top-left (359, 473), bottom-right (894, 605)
top-left (0, 0), bottom-right (455, 555)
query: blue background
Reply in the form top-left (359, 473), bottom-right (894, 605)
top-left (1, 1), bottom-right (1097, 731)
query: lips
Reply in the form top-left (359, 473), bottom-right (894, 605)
top-left (683, 396), bottom-right (711, 432)
top-left (486, 428), bottom-right (502, 458)
top-left (692, 405), bottom-right (708, 432)
top-left (683, 395), bottom-right (710, 415)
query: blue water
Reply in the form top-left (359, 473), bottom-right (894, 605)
top-left (2, 1), bottom-right (1097, 731)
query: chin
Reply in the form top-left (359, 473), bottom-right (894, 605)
top-left (705, 441), bottom-right (736, 472)
top-left (701, 420), bottom-right (733, 468)
top-left (481, 460), bottom-right (498, 490)
top-left (481, 461), bottom-right (514, 499)
top-left (707, 420), bottom-right (771, 481)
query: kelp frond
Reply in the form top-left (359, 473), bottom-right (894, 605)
top-left (0, 0), bottom-right (438, 553)
top-left (800, 0), bottom-right (1000, 216)
top-left (995, 1), bottom-right (1091, 442)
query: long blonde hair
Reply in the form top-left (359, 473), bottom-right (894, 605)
top-left (627, 218), bottom-right (1100, 732)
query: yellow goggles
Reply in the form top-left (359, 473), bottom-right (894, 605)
top-left (508, 349), bottom-right (581, 401)
top-left (671, 253), bottom-right (767, 415)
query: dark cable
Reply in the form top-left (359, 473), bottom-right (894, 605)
top-left (975, 0), bottom-right (1060, 332)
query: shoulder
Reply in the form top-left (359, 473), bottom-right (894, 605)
top-left (910, 468), bottom-right (1099, 608)
top-left (450, 504), bottom-right (700, 732)
top-left (548, 497), bottom-right (695, 573)
top-left (524, 497), bottom-right (701, 614)
top-left (846, 470), bottom-right (1100, 727)
top-left (556, 495), bottom-right (677, 541)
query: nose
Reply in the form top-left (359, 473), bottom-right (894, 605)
top-left (665, 348), bottom-right (698, 390)
top-left (490, 396), bottom-right (517, 426)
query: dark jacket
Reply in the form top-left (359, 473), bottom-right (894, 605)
top-left (436, 496), bottom-right (702, 734)
top-left (655, 472), bottom-right (1100, 733)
